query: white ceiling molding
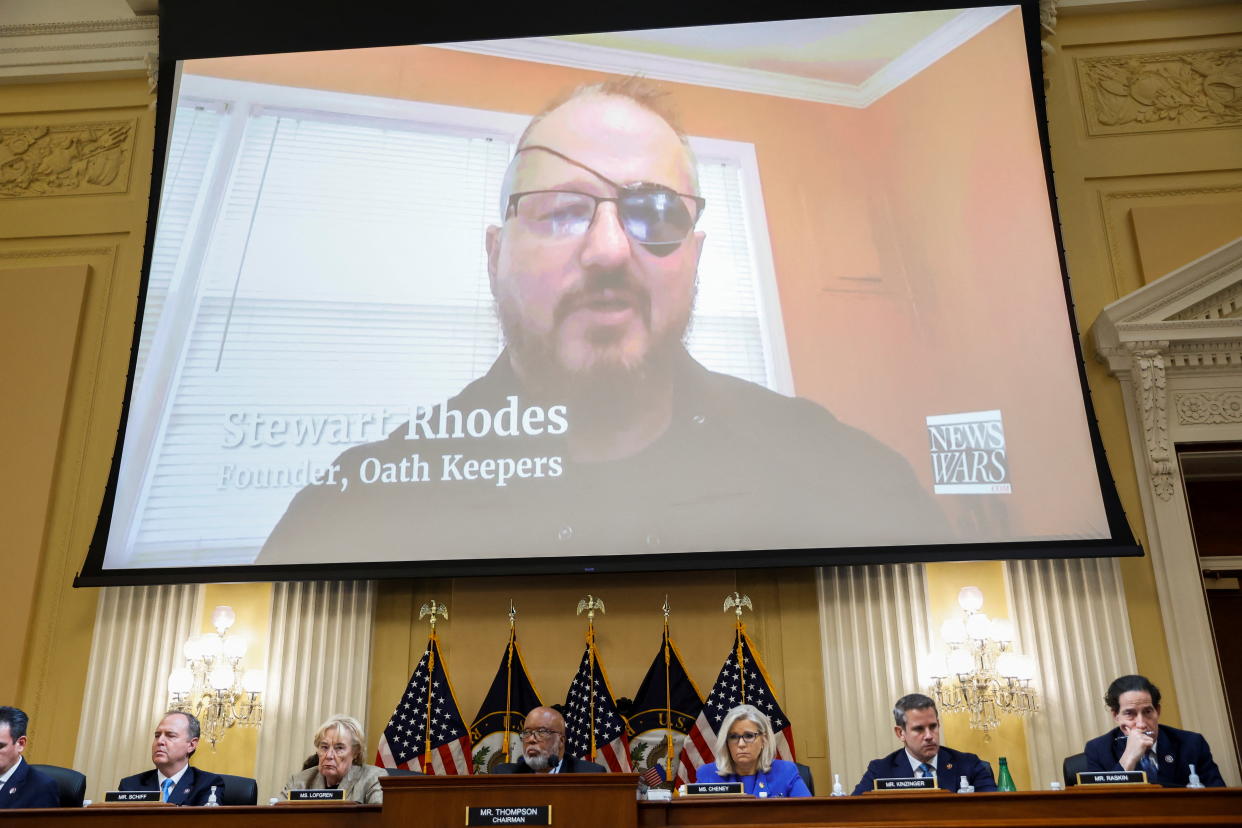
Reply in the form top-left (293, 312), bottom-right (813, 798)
top-left (434, 6), bottom-right (1013, 108)
top-left (0, 15), bottom-right (157, 84)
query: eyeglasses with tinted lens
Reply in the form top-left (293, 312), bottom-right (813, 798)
top-left (507, 188), bottom-right (705, 256)
top-left (518, 728), bottom-right (562, 741)
top-left (726, 731), bottom-right (762, 745)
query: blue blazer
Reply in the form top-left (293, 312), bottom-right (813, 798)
top-left (1083, 725), bottom-right (1225, 788)
top-left (0, 759), bottom-right (61, 809)
top-left (118, 766), bottom-right (226, 805)
top-left (852, 746), bottom-right (997, 795)
top-left (694, 759), bottom-right (811, 797)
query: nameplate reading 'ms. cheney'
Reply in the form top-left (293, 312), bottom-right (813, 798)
top-left (684, 782), bottom-right (744, 795)
top-left (103, 790), bottom-right (162, 803)
top-left (1077, 771), bottom-right (1148, 785)
top-left (873, 777), bottom-right (937, 791)
top-left (466, 805), bottom-right (552, 825)
top-left (288, 789), bottom-right (346, 801)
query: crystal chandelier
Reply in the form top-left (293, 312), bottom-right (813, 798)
top-left (167, 605), bottom-right (265, 748)
top-left (926, 587), bottom-right (1039, 732)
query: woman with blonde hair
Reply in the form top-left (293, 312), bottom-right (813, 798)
top-left (693, 704), bottom-right (810, 797)
top-left (283, 714), bottom-right (385, 803)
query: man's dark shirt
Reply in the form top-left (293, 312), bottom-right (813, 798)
top-left (259, 348), bottom-right (949, 563)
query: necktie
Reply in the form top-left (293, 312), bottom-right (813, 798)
top-left (1140, 753), bottom-right (1159, 782)
top-left (918, 763), bottom-right (934, 779)
top-left (161, 778), bottom-right (174, 803)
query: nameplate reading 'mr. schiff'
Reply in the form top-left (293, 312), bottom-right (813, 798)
top-left (288, 789), bottom-right (346, 801)
top-left (1077, 771), bottom-right (1148, 785)
top-left (466, 806), bottom-right (551, 826)
top-left (874, 777), bottom-right (937, 791)
top-left (103, 791), bottom-right (163, 803)
top-left (684, 782), bottom-right (744, 795)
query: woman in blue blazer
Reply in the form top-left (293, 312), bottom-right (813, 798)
top-left (693, 704), bottom-right (810, 797)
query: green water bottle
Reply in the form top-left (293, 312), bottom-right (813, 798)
top-left (997, 756), bottom-right (1017, 791)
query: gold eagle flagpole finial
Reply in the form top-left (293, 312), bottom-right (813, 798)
top-left (419, 600), bottom-right (448, 633)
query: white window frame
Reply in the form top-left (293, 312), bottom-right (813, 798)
top-left (105, 70), bottom-right (792, 569)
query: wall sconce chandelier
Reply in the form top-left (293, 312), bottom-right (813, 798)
top-left (926, 587), bottom-right (1039, 732)
top-left (167, 605), bottom-right (265, 748)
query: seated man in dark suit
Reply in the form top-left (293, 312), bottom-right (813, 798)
top-left (119, 712), bottom-right (225, 805)
top-left (0, 706), bottom-right (60, 809)
top-left (491, 707), bottom-right (605, 774)
top-left (1083, 674), bottom-right (1225, 787)
top-left (852, 693), bottom-right (997, 795)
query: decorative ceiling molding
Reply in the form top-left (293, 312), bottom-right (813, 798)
top-left (0, 16), bottom-right (157, 83)
top-left (435, 6), bottom-right (1012, 108)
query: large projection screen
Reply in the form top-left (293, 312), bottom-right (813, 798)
top-left (77, 0), bottom-right (1139, 585)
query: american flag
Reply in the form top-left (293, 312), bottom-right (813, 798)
top-left (563, 642), bottom-right (632, 772)
top-left (376, 634), bottom-right (473, 774)
top-left (675, 627), bottom-right (795, 785)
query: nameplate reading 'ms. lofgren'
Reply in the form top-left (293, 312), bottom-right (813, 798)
top-left (288, 789), bottom-right (346, 801)
top-left (103, 790), bottom-right (162, 803)
top-left (1077, 771), bottom-right (1148, 785)
top-left (466, 805), bottom-right (551, 825)
top-left (874, 777), bottom-right (937, 791)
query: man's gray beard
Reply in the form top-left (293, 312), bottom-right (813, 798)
top-left (523, 751), bottom-right (553, 771)
top-left (496, 303), bottom-right (693, 408)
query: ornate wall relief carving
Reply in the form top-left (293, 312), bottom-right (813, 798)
top-left (0, 120), bottom-right (134, 197)
top-left (1130, 343), bottom-right (1174, 500)
top-left (1174, 390), bottom-right (1242, 425)
top-left (1078, 47), bottom-right (1242, 135)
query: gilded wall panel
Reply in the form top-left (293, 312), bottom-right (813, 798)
top-left (1077, 47), bottom-right (1242, 136)
top-left (0, 119), bottom-right (135, 197)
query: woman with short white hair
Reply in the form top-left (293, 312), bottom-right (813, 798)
top-left (282, 714), bottom-right (386, 803)
top-left (693, 704), bottom-right (810, 797)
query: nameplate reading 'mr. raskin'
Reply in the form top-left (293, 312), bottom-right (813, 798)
top-left (874, 777), bottom-right (937, 791)
top-left (684, 782), bottom-right (744, 795)
top-left (103, 790), bottom-right (162, 803)
top-left (1077, 771), bottom-right (1148, 785)
top-left (466, 805), bottom-right (552, 825)
top-left (288, 789), bottom-right (346, 801)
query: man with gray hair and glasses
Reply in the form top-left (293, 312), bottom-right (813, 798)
top-left (490, 707), bottom-right (604, 774)
top-left (261, 76), bottom-right (945, 565)
top-left (852, 693), bottom-right (996, 794)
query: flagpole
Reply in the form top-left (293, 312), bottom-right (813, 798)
top-left (576, 594), bottom-right (605, 763)
top-left (663, 596), bottom-right (674, 777)
top-left (504, 600), bottom-right (516, 762)
top-left (723, 592), bottom-right (752, 705)
top-left (418, 600), bottom-right (448, 772)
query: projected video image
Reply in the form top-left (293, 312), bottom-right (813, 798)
top-left (100, 5), bottom-right (1113, 572)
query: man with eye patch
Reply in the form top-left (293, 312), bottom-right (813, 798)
top-left (259, 76), bottom-right (946, 565)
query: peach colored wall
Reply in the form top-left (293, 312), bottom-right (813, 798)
top-left (185, 14), bottom-right (1104, 542)
top-left (862, 9), bottom-right (1107, 538)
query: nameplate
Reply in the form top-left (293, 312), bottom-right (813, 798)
top-left (1077, 771), bottom-right (1148, 785)
top-left (288, 789), bottom-right (346, 801)
top-left (874, 777), bottom-right (937, 791)
top-left (103, 791), bottom-right (162, 803)
top-left (466, 805), bottom-right (551, 825)
top-left (684, 782), bottom-right (744, 795)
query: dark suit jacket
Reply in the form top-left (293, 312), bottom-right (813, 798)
top-left (1084, 725), bottom-right (1225, 787)
top-left (852, 746), bottom-right (997, 795)
top-left (0, 759), bottom-right (61, 809)
top-left (118, 766), bottom-right (226, 805)
top-left (491, 756), bottom-right (607, 774)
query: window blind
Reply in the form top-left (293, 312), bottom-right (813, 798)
top-left (122, 92), bottom-right (781, 566)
